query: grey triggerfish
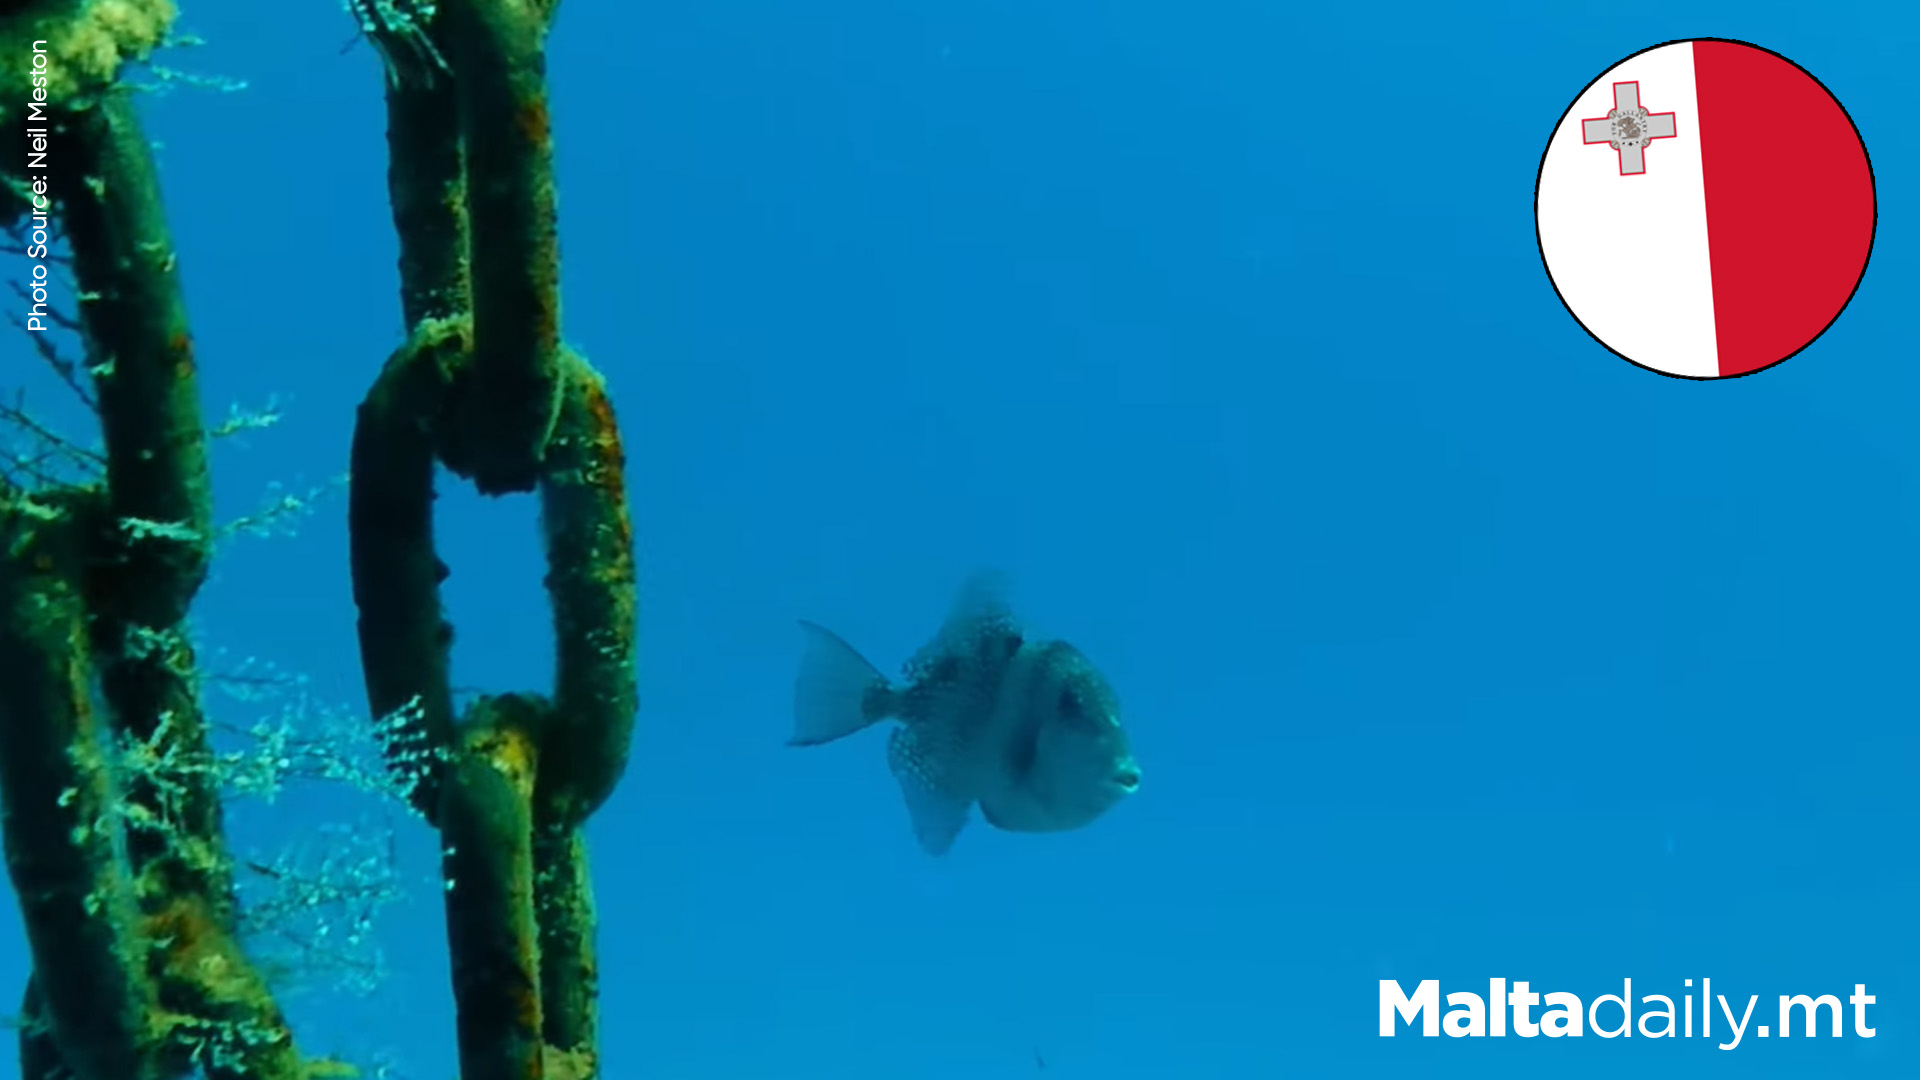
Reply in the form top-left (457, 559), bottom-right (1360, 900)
top-left (790, 575), bottom-right (1142, 855)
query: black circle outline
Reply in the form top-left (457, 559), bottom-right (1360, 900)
top-left (1532, 37), bottom-right (1879, 382)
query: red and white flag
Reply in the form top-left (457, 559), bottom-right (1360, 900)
top-left (1535, 40), bottom-right (1876, 379)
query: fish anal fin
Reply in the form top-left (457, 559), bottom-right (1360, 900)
top-left (887, 726), bottom-right (971, 856)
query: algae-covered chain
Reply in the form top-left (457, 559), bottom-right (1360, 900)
top-left (344, 3), bottom-right (636, 1080)
top-left (0, 3), bottom-right (635, 1080)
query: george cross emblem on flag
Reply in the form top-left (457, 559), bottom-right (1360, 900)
top-left (1580, 82), bottom-right (1676, 175)
top-left (1535, 39), bottom-right (1876, 380)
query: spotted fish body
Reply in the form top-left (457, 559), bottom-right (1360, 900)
top-left (790, 575), bottom-right (1141, 855)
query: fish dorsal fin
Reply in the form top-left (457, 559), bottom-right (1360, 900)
top-left (905, 571), bottom-right (1022, 684)
top-left (941, 570), bottom-right (1017, 638)
top-left (887, 726), bottom-right (971, 855)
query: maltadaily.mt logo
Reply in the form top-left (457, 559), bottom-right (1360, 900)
top-left (1380, 979), bottom-right (1876, 1050)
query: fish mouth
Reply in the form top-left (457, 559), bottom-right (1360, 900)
top-left (1112, 764), bottom-right (1142, 793)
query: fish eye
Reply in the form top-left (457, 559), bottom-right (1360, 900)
top-left (1057, 688), bottom-right (1082, 718)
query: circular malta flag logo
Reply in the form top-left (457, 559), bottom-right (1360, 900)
top-left (1535, 39), bottom-right (1876, 380)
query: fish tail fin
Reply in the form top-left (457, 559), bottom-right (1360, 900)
top-left (791, 620), bottom-right (893, 746)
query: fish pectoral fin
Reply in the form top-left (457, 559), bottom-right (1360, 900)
top-left (791, 620), bottom-right (892, 747)
top-left (887, 726), bottom-right (971, 856)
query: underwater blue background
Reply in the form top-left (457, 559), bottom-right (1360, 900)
top-left (3, 1), bottom-right (1915, 1077)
